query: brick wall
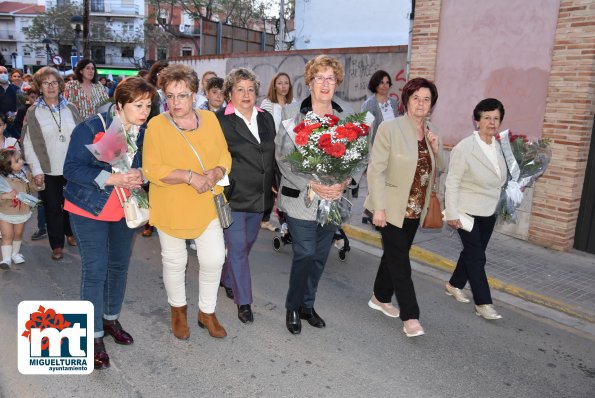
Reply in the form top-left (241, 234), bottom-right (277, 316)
top-left (409, 0), bottom-right (595, 251)
top-left (409, 0), bottom-right (442, 80)
top-left (529, 0), bottom-right (595, 250)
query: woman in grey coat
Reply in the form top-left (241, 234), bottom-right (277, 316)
top-left (361, 70), bottom-right (399, 147)
top-left (275, 55), bottom-right (360, 335)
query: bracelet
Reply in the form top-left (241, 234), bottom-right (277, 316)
top-left (187, 170), bottom-right (193, 184)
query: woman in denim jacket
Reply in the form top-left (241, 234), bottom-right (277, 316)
top-left (63, 77), bottom-right (156, 370)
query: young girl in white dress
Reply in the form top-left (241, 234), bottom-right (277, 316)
top-left (0, 147), bottom-right (44, 269)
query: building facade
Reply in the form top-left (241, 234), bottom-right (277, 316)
top-left (0, 0), bottom-right (145, 71)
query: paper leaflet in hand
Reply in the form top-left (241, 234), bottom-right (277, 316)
top-left (442, 210), bottom-right (474, 232)
top-left (17, 192), bottom-right (42, 208)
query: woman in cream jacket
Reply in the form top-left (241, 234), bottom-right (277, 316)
top-left (364, 77), bottom-right (444, 337)
top-left (444, 98), bottom-right (508, 320)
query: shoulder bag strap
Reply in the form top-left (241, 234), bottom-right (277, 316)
top-left (163, 112), bottom-right (216, 195)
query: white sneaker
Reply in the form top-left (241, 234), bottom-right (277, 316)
top-left (0, 260), bottom-right (11, 270)
top-left (368, 294), bottom-right (400, 318)
top-left (11, 253), bottom-right (25, 264)
top-left (189, 242), bottom-right (197, 251)
top-left (475, 304), bottom-right (502, 320)
top-left (445, 282), bottom-right (470, 303)
top-left (403, 319), bottom-right (425, 337)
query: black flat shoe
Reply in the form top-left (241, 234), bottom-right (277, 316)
top-left (286, 309), bottom-right (301, 335)
top-left (237, 304), bottom-right (254, 324)
top-left (299, 307), bottom-right (326, 328)
top-left (220, 282), bottom-right (234, 300)
top-left (94, 337), bottom-right (110, 370)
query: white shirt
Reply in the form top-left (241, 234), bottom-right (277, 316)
top-left (379, 100), bottom-right (395, 123)
top-left (23, 107), bottom-right (76, 176)
top-left (234, 106), bottom-right (260, 143)
top-left (473, 131), bottom-right (501, 179)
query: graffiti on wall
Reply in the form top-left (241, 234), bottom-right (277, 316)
top-left (225, 51), bottom-right (407, 110)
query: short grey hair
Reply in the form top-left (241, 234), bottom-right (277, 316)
top-left (222, 68), bottom-right (260, 102)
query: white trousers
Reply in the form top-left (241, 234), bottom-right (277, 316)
top-left (157, 218), bottom-right (225, 313)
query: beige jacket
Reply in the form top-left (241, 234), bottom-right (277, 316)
top-left (364, 115), bottom-right (445, 228)
top-left (444, 134), bottom-right (507, 220)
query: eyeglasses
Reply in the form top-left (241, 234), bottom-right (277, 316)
top-left (41, 81), bottom-right (59, 87)
top-left (165, 92), bottom-right (193, 101)
top-left (233, 87), bottom-right (256, 96)
top-left (313, 75), bottom-right (337, 85)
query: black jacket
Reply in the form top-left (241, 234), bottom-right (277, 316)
top-left (216, 107), bottom-right (276, 213)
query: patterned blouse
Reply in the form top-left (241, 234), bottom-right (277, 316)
top-left (405, 138), bottom-right (432, 219)
top-left (64, 80), bottom-right (109, 120)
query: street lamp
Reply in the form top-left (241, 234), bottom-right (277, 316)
top-left (42, 38), bottom-right (52, 65)
top-left (70, 15), bottom-right (83, 66)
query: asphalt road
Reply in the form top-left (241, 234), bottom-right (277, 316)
top-left (1, 226), bottom-right (594, 398)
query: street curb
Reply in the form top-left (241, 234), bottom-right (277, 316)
top-left (342, 224), bottom-right (595, 324)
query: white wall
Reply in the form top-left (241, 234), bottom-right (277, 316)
top-left (293, 0), bottom-right (411, 49)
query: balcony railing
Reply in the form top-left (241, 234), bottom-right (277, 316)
top-left (46, 1), bottom-right (140, 16)
top-left (90, 29), bottom-right (143, 44)
top-left (91, 2), bottom-right (140, 16)
top-left (103, 54), bottom-right (136, 67)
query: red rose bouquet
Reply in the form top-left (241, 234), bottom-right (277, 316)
top-left (285, 111), bottom-right (370, 225)
top-left (496, 129), bottom-right (551, 223)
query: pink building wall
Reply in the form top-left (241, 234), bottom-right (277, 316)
top-left (432, 0), bottom-right (561, 145)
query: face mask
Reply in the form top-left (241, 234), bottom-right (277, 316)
top-left (0, 74), bottom-right (8, 84)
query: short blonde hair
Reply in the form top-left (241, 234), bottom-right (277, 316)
top-left (304, 55), bottom-right (344, 86)
top-left (158, 64), bottom-right (199, 93)
top-left (222, 68), bottom-right (260, 102)
top-left (31, 66), bottom-right (65, 94)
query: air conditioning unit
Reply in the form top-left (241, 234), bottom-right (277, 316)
top-left (8, 35), bottom-right (14, 39)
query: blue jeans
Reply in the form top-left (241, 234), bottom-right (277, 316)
top-left (70, 214), bottom-right (136, 338)
top-left (221, 211), bottom-right (262, 305)
top-left (285, 216), bottom-right (336, 310)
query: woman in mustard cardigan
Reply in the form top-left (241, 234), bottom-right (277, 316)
top-left (143, 64), bottom-right (232, 340)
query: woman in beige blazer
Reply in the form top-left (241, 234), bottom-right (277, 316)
top-left (364, 78), bottom-right (444, 337)
top-left (444, 98), bottom-right (508, 320)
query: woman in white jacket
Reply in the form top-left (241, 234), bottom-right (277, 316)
top-left (444, 98), bottom-right (508, 320)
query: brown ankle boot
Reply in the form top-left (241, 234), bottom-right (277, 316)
top-left (170, 305), bottom-right (190, 340)
top-left (197, 311), bottom-right (227, 338)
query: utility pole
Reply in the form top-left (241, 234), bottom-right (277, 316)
top-left (278, 0), bottom-right (285, 50)
top-left (83, 0), bottom-right (90, 58)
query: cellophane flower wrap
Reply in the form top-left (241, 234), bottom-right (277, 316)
top-left (85, 116), bottom-right (149, 209)
top-left (496, 129), bottom-right (551, 223)
top-left (285, 111), bottom-right (370, 225)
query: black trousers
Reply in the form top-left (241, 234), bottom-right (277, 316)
top-left (43, 175), bottom-right (72, 250)
top-left (373, 218), bottom-right (420, 321)
top-left (449, 214), bottom-right (496, 305)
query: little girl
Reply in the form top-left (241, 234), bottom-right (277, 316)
top-left (0, 147), bottom-right (43, 269)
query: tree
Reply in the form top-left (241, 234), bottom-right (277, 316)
top-left (22, 1), bottom-right (83, 60)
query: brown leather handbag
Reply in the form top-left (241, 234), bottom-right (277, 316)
top-left (422, 191), bottom-right (443, 229)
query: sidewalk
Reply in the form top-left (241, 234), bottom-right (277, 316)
top-left (342, 176), bottom-right (595, 325)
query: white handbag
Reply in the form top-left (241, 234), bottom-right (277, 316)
top-left (114, 186), bottom-right (149, 228)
